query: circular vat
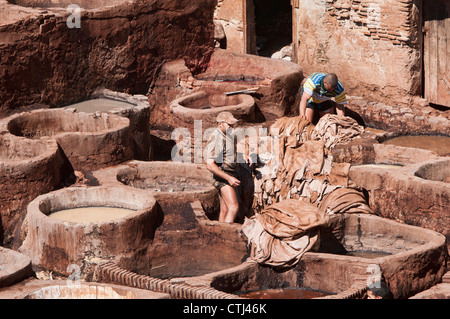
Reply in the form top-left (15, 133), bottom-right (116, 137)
top-left (7, 0), bottom-right (129, 10)
top-left (18, 186), bottom-right (160, 276)
top-left (116, 161), bottom-right (215, 194)
top-left (316, 213), bottom-right (448, 298)
top-left (23, 283), bottom-right (168, 299)
top-left (144, 224), bottom-right (248, 280)
top-left (210, 213), bottom-right (447, 299)
top-left (381, 135), bottom-right (450, 157)
top-left (194, 74), bottom-right (266, 83)
top-left (95, 161), bottom-right (219, 221)
top-left (208, 260), bottom-right (358, 299)
top-left (64, 89), bottom-right (152, 160)
top-left (414, 159), bottom-right (450, 183)
top-left (117, 161), bottom-right (219, 225)
top-left (169, 90), bottom-right (255, 128)
top-left (0, 133), bottom-right (74, 248)
top-left (92, 161), bottom-right (246, 278)
top-left (4, 108), bottom-right (133, 171)
top-left (64, 98), bottom-right (135, 114)
top-left (193, 49), bottom-right (303, 118)
top-left (0, 246), bottom-right (32, 289)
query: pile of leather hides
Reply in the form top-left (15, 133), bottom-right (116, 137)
top-left (242, 199), bottom-right (328, 268)
top-left (242, 114), bottom-right (373, 267)
top-left (311, 113), bottom-right (365, 149)
top-left (251, 114), bottom-right (370, 213)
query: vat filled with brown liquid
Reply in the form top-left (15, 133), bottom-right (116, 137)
top-left (239, 288), bottom-right (332, 299)
top-left (382, 135), bottom-right (450, 156)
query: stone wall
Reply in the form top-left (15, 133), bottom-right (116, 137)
top-left (294, 0), bottom-right (423, 106)
top-left (0, 0), bottom-right (216, 116)
top-left (215, 0), bottom-right (428, 107)
top-left (214, 0), bottom-right (247, 54)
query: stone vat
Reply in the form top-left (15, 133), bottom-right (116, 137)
top-left (345, 143), bottom-right (450, 247)
top-left (0, 133), bottom-right (74, 248)
top-left (18, 186), bottom-right (160, 277)
top-left (64, 88), bottom-right (152, 161)
top-left (193, 49), bottom-right (303, 119)
top-left (93, 160), bottom-right (220, 220)
top-left (98, 201), bottom-right (248, 286)
top-left (318, 214), bottom-right (447, 298)
top-left (0, 246), bottom-right (32, 289)
top-left (201, 260), bottom-right (366, 299)
top-left (329, 134), bottom-right (449, 248)
top-left (143, 217), bottom-right (248, 280)
top-left (0, 278), bottom-right (169, 299)
top-left (381, 134), bottom-right (450, 157)
top-left (149, 48), bottom-right (303, 131)
top-left (23, 282), bottom-right (169, 299)
top-left (169, 90), bottom-right (255, 129)
top-left (415, 159), bottom-right (450, 183)
top-left (2, 108), bottom-right (133, 171)
top-left (200, 213), bottom-right (447, 299)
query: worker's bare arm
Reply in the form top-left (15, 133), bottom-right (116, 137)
top-left (206, 159), bottom-right (240, 187)
top-left (299, 91), bottom-right (312, 118)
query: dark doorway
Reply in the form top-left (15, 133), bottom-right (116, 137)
top-left (254, 0), bottom-right (292, 58)
top-left (423, 0), bottom-right (450, 108)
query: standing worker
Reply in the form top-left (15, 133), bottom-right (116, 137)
top-left (205, 112), bottom-right (242, 223)
top-left (299, 72), bottom-right (347, 123)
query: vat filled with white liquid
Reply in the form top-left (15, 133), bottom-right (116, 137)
top-left (19, 186), bottom-right (161, 277)
top-left (49, 207), bottom-right (135, 224)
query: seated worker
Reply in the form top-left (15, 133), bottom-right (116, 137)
top-left (299, 72), bottom-right (347, 123)
top-left (205, 112), bottom-right (242, 223)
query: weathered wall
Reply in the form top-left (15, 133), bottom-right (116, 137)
top-left (214, 0), bottom-right (247, 54)
top-left (0, 0), bottom-right (216, 116)
top-left (294, 0), bottom-right (423, 105)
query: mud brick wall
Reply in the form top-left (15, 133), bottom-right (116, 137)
top-left (0, 0), bottom-right (216, 116)
top-left (327, 0), bottom-right (415, 45)
top-left (295, 0), bottom-right (423, 106)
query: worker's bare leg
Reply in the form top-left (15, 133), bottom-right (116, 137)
top-left (218, 193), bottom-right (228, 221)
top-left (219, 185), bottom-right (239, 223)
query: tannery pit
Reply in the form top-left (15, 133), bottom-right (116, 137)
top-left (0, 0), bottom-right (448, 303)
